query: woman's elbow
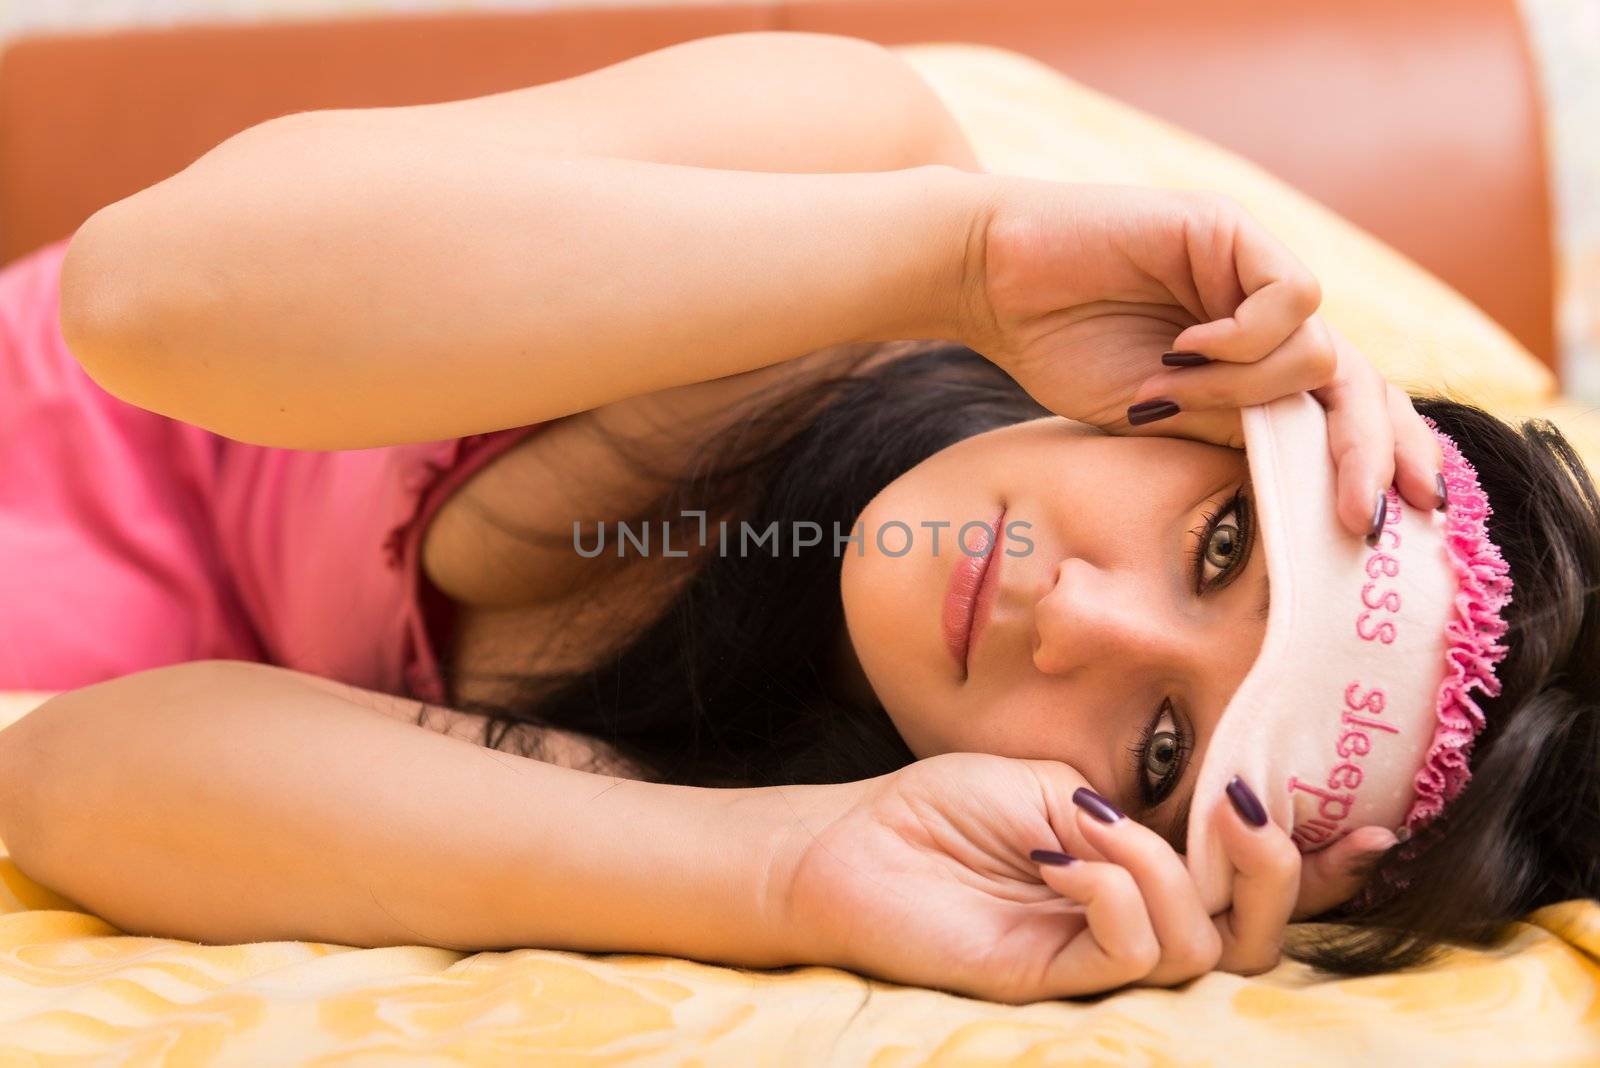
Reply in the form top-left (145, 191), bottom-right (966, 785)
top-left (0, 663), bottom-right (223, 884)
top-left (0, 689), bottom-right (89, 889)
top-left (56, 193), bottom-right (217, 423)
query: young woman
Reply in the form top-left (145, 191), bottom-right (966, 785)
top-left (0, 32), bottom-right (1594, 1004)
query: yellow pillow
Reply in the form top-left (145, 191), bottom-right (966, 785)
top-left (897, 44), bottom-right (1557, 417)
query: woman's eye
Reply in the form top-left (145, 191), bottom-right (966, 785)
top-left (1198, 502), bottom-right (1244, 586)
top-left (1143, 704), bottom-right (1183, 795)
top-left (1203, 518), bottom-right (1240, 572)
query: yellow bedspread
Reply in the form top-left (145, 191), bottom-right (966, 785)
top-left (5, 42), bottom-right (1600, 1065)
top-left (1, 722), bottom-right (1597, 1067)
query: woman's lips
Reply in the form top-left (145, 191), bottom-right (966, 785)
top-left (941, 507), bottom-right (1006, 676)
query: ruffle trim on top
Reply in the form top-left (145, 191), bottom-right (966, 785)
top-left (380, 438), bottom-right (478, 705)
top-left (1355, 419), bottom-right (1514, 911)
top-left (377, 428), bottom-right (549, 704)
top-left (381, 450), bottom-right (463, 572)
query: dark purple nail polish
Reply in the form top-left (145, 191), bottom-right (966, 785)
top-left (1365, 490), bottom-right (1388, 547)
top-left (1072, 786), bottom-right (1124, 823)
top-left (1161, 351), bottom-right (1211, 368)
top-left (1226, 776), bottom-right (1269, 828)
top-left (1436, 472), bottom-right (1449, 511)
top-left (1127, 399), bottom-right (1180, 427)
top-left (1029, 848), bottom-right (1076, 866)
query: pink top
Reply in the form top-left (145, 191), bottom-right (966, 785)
top-left (0, 237), bottom-right (545, 703)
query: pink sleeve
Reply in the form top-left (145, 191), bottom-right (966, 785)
top-left (0, 237), bottom-right (263, 689)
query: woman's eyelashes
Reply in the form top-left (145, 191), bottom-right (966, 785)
top-left (1130, 698), bottom-right (1191, 805)
top-left (1188, 489), bottom-right (1255, 594)
top-left (1127, 489), bottom-right (1254, 811)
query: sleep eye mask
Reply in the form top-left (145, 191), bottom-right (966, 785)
top-left (1183, 392), bottom-right (1513, 914)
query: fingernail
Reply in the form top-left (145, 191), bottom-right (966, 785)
top-left (1365, 489), bottom-right (1388, 547)
top-left (1349, 830), bottom-right (1399, 876)
top-left (1127, 399), bottom-right (1181, 427)
top-left (1161, 351), bottom-right (1211, 368)
top-left (1355, 828), bottom-right (1399, 854)
top-left (1435, 472), bottom-right (1449, 512)
top-left (1226, 775), bottom-right (1269, 828)
top-left (1072, 786), bottom-right (1124, 823)
top-left (1029, 848), bottom-right (1076, 866)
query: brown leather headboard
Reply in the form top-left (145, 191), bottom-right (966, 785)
top-left (0, 0), bottom-right (1554, 365)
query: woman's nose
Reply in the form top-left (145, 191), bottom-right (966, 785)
top-left (1032, 557), bottom-right (1178, 676)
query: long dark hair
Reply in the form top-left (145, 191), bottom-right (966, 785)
top-left (438, 341), bottom-right (1600, 976)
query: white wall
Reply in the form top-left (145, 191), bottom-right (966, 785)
top-left (1519, 0), bottom-right (1600, 403)
top-left (0, 0), bottom-right (685, 42)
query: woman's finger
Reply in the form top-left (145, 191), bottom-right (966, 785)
top-left (1292, 825), bottom-right (1400, 921)
top-left (1387, 382), bottom-right (1447, 513)
top-left (1167, 200), bottom-right (1322, 364)
top-left (1121, 407), bottom-right (1245, 451)
top-left (1129, 314), bottom-right (1338, 412)
top-left (1032, 855), bottom-right (1162, 996)
top-left (1069, 788), bottom-right (1223, 985)
top-left (1209, 776), bottom-right (1301, 975)
top-left (1312, 333), bottom-right (1398, 538)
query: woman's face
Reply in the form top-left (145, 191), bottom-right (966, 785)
top-left (838, 417), bottom-right (1269, 850)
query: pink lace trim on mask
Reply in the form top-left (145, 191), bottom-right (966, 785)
top-left (1399, 419), bottom-right (1514, 837)
top-left (1353, 421), bottom-right (1513, 912)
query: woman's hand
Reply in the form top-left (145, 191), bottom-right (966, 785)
top-left (771, 753), bottom-right (1388, 1002)
top-left (953, 179), bottom-right (1444, 536)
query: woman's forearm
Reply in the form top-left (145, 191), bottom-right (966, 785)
top-left (0, 661), bottom-right (819, 964)
top-left (61, 111), bottom-right (980, 449)
top-left (400, 31), bottom-right (981, 177)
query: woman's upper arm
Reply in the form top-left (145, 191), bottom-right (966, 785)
top-left (0, 662), bottom-right (447, 798)
top-left (281, 665), bottom-right (641, 777)
top-left (0, 662), bottom-right (230, 867)
top-left (0, 659), bottom-right (594, 944)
